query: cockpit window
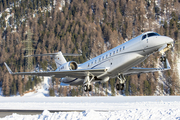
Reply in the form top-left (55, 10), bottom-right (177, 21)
top-left (142, 35), bottom-right (146, 40)
top-left (147, 33), bottom-right (160, 37)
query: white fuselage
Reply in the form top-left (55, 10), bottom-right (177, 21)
top-left (60, 32), bottom-right (173, 85)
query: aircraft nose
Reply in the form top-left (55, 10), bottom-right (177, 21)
top-left (165, 36), bottom-right (174, 44)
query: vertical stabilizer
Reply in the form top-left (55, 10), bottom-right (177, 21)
top-left (25, 51), bottom-right (67, 68)
top-left (53, 51), bottom-right (67, 68)
top-left (25, 51), bottom-right (81, 68)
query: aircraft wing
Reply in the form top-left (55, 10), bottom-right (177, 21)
top-left (4, 62), bottom-right (107, 78)
top-left (124, 59), bottom-right (171, 75)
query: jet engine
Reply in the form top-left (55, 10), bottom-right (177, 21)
top-left (59, 61), bottom-right (78, 70)
top-left (69, 61), bottom-right (78, 70)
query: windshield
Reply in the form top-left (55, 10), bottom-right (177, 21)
top-left (147, 33), bottom-right (160, 37)
top-left (142, 35), bottom-right (146, 40)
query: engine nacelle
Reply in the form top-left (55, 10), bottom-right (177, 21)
top-left (58, 61), bottom-right (78, 71)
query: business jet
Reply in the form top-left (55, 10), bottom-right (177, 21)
top-left (4, 31), bottom-right (174, 92)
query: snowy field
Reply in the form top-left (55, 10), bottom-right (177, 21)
top-left (1, 77), bottom-right (180, 119)
top-left (1, 96), bottom-right (180, 120)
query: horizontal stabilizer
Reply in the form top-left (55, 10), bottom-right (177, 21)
top-left (24, 51), bottom-right (81, 68)
top-left (25, 52), bottom-right (81, 57)
top-left (25, 53), bottom-right (57, 57)
top-left (62, 53), bottom-right (82, 56)
top-left (4, 62), bottom-right (13, 74)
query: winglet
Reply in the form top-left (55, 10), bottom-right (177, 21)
top-left (4, 62), bottom-right (13, 74)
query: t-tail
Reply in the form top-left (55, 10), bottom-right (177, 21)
top-left (25, 51), bottom-right (81, 68)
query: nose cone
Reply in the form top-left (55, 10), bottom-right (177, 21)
top-left (165, 36), bottom-right (174, 44)
top-left (156, 36), bottom-right (174, 45)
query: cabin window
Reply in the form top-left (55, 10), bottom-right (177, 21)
top-left (99, 57), bottom-right (101, 62)
top-left (88, 63), bottom-right (90, 67)
top-left (123, 46), bottom-right (125, 50)
top-left (142, 35), bottom-right (146, 40)
top-left (102, 56), bottom-right (104, 60)
top-left (116, 49), bottom-right (118, 53)
top-left (91, 62), bottom-right (93, 65)
top-left (113, 51), bottom-right (115, 55)
top-left (95, 60), bottom-right (97, 64)
top-left (110, 53), bottom-right (112, 56)
top-left (106, 54), bottom-right (108, 58)
top-left (120, 48), bottom-right (121, 51)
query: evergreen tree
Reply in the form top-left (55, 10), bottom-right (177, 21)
top-left (31, 80), bottom-right (34, 90)
top-left (125, 76), bottom-right (130, 96)
top-left (34, 76), bottom-right (38, 86)
top-left (18, 79), bottom-right (23, 96)
top-left (13, 82), bottom-right (16, 95)
top-left (144, 80), bottom-right (151, 95)
top-left (49, 87), bottom-right (55, 96)
top-left (25, 77), bottom-right (31, 91)
top-left (106, 81), bottom-right (108, 96)
top-left (71, 88), bottom-right (76, 96)
top-left (110, 79), bottom-right (115, 96)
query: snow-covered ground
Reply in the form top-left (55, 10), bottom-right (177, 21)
top-left (1, 96), bottom-right (180, 120)
top-left (1, 77), bottom-right (180, 120)
top-left (22, 76), bottom-right (51, 97)
top-left (1, 76), bottom-right (180, 119)
top-left (2, 108), bottom-right (180, 120)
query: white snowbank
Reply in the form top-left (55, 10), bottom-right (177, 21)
top-left (2, 108), bottom-right (180, 120)
top-left (0, 96), bottom-right (180, 111)
top-left (0, 96), bottom-right (180, 120)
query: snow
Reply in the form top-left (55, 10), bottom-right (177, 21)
top-left (1, 109), bottom-right (180, 120)
top-left (23, 76), bottom-right (51, 97)
top-left (1, 96), bottom-right (180, 119)
top-left (1, 77), bottom-right (180, 120)
top-left (22, 88), bottom-right (48, 97)
top-left (0, 76), bottom-right (51, 97)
